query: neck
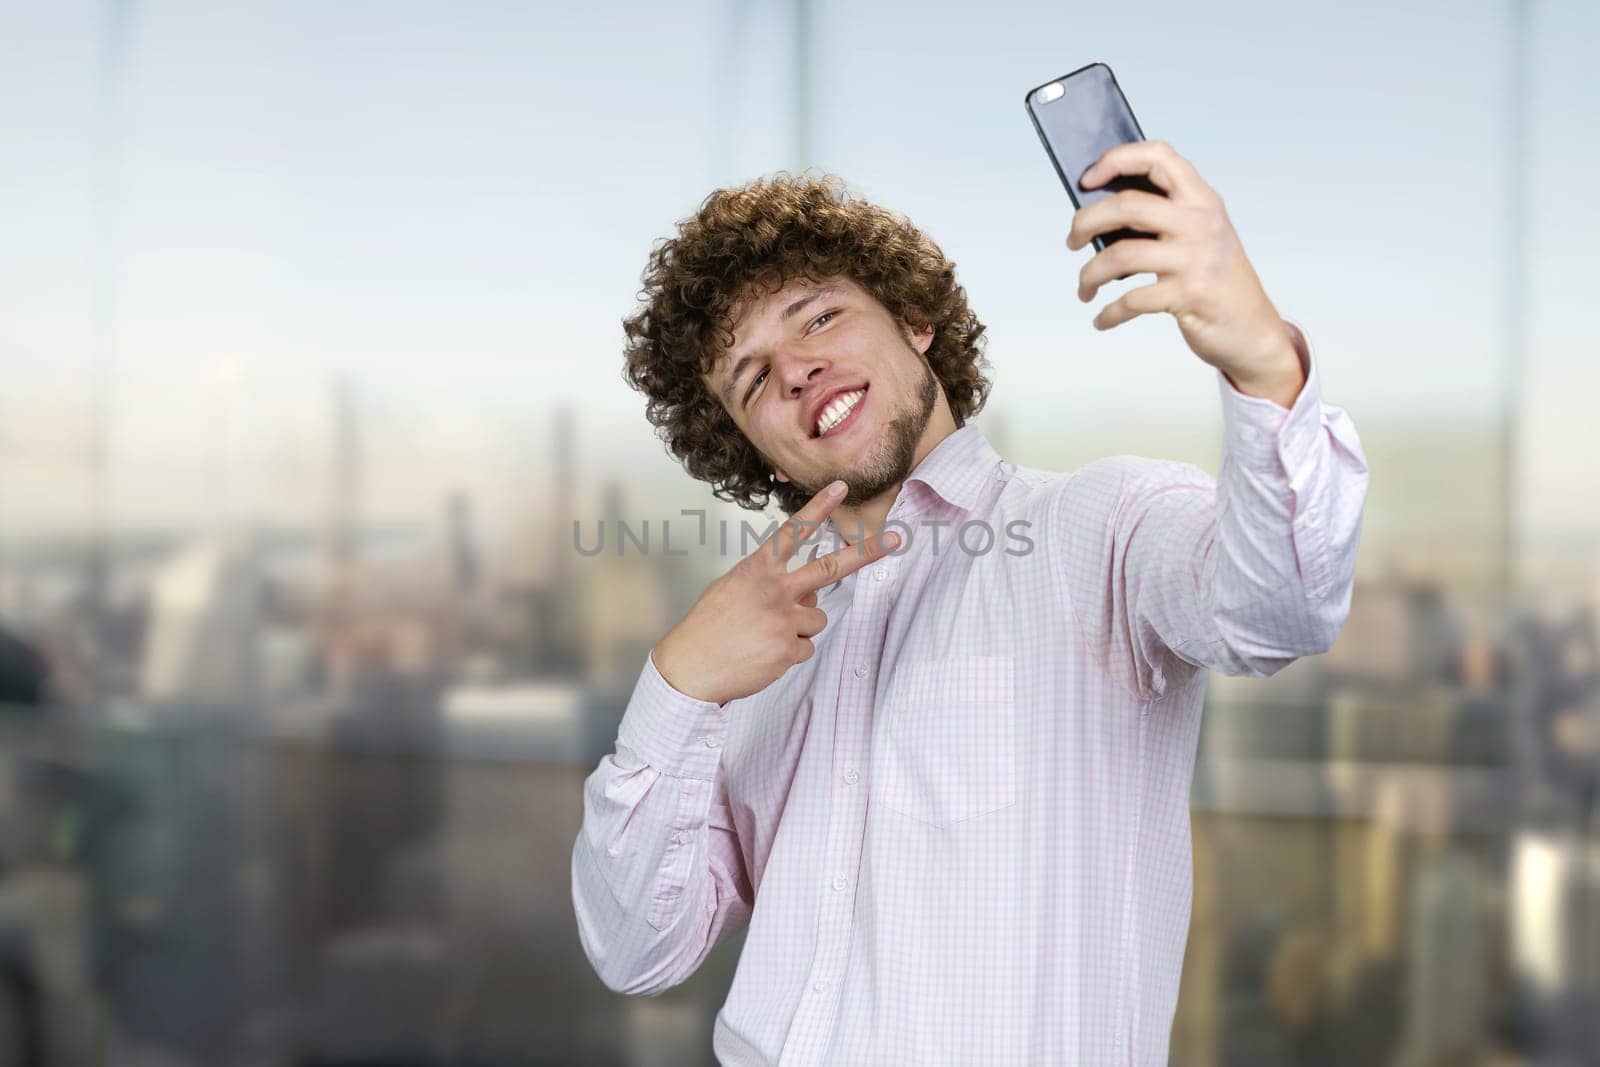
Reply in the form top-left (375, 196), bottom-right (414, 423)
top-left (831, 404), bottom-right (958, 544)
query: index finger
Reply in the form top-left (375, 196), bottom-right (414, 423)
top-left (786, 528), bottom-right (900, 593)
top-left (1077, 139), bottom-right (1198, 200)
top-left (767, 479), bottom-right (848, 564)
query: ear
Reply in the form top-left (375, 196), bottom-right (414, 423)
top-left (908, 322), bottom-right (935, 355)
top-left (773, 468), bottom-right (792, 484)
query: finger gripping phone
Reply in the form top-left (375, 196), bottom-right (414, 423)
top-left (1024, 62), bottom-right (1164, 252)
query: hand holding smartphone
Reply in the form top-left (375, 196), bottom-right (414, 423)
top-left (1024, 62), bottom-right (1164, 255)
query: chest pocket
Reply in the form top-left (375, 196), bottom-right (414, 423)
top-left (879, 655), bottom-right (1017, 827)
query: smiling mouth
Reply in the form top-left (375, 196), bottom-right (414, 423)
top-left (812, 386), bottom-right (868, 439)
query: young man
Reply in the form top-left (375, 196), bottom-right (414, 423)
top-left (572, 142), bottom-right (1369, 1065)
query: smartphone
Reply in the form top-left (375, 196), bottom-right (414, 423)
top-left (1024, 62), bottom-right (1165, 253)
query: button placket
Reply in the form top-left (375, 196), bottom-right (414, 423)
top-left (784, 540), bottom-right (889, 1064)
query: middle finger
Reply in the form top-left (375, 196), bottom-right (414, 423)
top-left (787, 529), bottom-right (900, 594)
top-left (1067, 190), bottom-right (1179, 252)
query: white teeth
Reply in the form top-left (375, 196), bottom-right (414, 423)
top-left (815, 390), bottom-right (865, 436)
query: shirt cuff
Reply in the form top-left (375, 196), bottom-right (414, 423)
top-left (1217, 317), bottom-right (1324, 476)
top-left (614, 651), bottom-right (731, 781)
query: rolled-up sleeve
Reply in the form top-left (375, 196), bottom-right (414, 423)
top-left (1046, 318), bottom-right (1371, 701)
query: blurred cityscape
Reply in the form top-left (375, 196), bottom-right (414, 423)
top-left (0, 383), bottom-right (1595, 1065)
top-left (0, 388), bottom-right (719, 1065)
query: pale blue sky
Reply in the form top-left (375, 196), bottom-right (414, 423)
top-left (0, 0), bottom-right (1594, 541)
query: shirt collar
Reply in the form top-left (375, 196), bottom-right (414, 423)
top-left (896, 423), bottom-right (1005, 514)
top-left (807, 423), bottom-right (1006, 580)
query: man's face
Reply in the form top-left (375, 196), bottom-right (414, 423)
top-left (707, 275), bottom-right (952, 508)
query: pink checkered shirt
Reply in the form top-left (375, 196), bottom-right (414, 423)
top-left (573, 321), bottom-right (1369, 1065)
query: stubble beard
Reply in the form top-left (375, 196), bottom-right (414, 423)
top-left (811, 345), bottom-right (939, 509)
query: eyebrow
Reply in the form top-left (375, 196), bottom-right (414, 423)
top-left (718, 286), bottom-right (840, 407)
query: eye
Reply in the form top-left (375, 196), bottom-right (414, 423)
top-left (808, 310), bottom-right (838, 332)
top-left (743, 366), bottom-right (768, 406)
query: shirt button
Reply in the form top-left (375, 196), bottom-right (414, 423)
top-left (853, 664), bottom-right (868, 679)
top-left (843, 769), bottom-right (860, 785)
top-left (702, 736), bottom-right (722, 748)
top-left (674, 831), bottom-right (691, 845)
top-left (813, 980), bottom-right (829, 993)
top-left (831, 874), bottom-right (848, 891)
top-left (1238, 424), bottom-right (1259, 443)
top-left (873, 567), bottom-right (888, 582)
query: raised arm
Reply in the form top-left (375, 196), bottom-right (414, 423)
top-left (1045, 322), bottom-right (1368, 701)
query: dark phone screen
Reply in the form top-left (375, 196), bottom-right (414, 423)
top-left (1026, 63), bottom-right (1164, 251)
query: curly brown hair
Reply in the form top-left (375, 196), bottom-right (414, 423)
top-left (621, 173), bottom-right (992, 515)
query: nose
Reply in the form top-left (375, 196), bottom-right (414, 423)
top-left (776, 347), bottom-right (827, 398)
